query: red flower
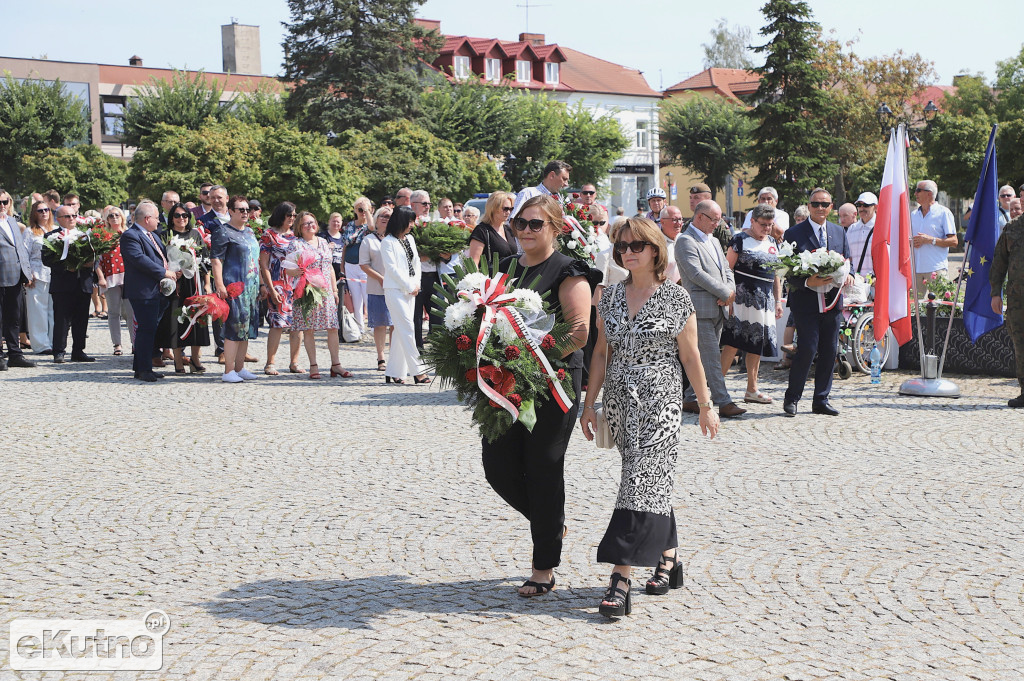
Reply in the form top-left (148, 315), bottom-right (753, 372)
top-left (479, 365), bottom-right (516, 407)
top-left (225, 282), bottom-right (244, 299)
top-left (504, 345), bottom-right (521, 360)
top-left (561, 221), bottom-right (573, 234)
top-left (465, 368), bottom-right (477, 382)
top-left (541, 334), bottom-right (556, 350)
top-left (456, 334), bottom-right (472, 351)
top-left (507, 393), bottom-right (522, 408)
top-left (556, 368), bottom-right (566, 380)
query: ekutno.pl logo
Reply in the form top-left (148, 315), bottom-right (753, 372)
top-left (9, 610), bottom-right (170, 671)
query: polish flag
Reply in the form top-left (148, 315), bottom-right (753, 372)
top-left (872, 125), bottom-right (913, 345)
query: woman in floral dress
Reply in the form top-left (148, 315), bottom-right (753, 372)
top-left (212, 195), bottom-right (261, 384)
top-left (259, 201), bottom-right (302, 375)
top-left (285, 211), bottom-right (352, 380)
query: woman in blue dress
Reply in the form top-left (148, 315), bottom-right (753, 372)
top-left (720, 204), bottom-right (784, 403)
top-left (212, 195), bottom-right (261, 383)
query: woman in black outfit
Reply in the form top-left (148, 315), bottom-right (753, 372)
top-left (165, 202), bottom-right (211, 373)
top-left (468, 191), bottom-right (517, 268)
top-left (485, 194), bottom-right (593, 597)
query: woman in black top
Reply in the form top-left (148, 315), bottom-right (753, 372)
top-left (485, 194), bottom-right (591, 597)
top-left (468, 191), bottom-right (517, 268)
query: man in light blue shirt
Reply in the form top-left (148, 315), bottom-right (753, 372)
top-left (511, 160), bottom-right (571, 218)
top-left (910, 179), bottom-right (958, 292)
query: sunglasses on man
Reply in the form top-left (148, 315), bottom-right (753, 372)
top-left (579, 190), bottom-right (596, 196)
top-left (809, 201), bottom-right (831, 208)
top-left (614, 240), bottom-right (651, 254)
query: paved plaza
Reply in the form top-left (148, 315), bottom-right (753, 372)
top-left (2, 318), bottom-right (1024, 680)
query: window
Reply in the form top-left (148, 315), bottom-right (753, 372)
top-left (101, 96), bottom-right (126, 141)
top-left (485, 58), bottom-right (501, 83)
top-left (453, 56), bottom-right (470, 79)
top-left (516, 60), bottom-right (531, 83)
top-left (635, 121), bottom-right (649, 149)
top-left (545, 62), bottom-right (559, 85)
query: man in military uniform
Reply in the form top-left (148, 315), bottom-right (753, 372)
top-left (991, 214), bottom-right (1024, 407)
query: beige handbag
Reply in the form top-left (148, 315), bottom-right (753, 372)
top-left (592, 344), bottom-right (615, 449)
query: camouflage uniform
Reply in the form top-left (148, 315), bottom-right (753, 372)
top-left (990, 214), bottom-right (1024, 405)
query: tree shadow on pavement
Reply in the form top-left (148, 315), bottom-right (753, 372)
top-left (196, 576), bottom-right (604, 629)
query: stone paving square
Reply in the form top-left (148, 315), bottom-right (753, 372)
top-left (2, 318), bottom-right (1023, 680)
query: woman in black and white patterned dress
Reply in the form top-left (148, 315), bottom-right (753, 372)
top-left (581, 216), bottom-right (719, 618)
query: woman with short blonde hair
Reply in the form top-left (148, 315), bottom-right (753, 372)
top-left (23, 200), bottom-right (56, 354)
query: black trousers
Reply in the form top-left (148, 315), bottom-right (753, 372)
top-left (51, 290), bottom-right (91, 355)
top-left (785, 306), bottom-right (842, 404)
top-left (0, 283), bottom-right (25, 359)
top-left (481, 367), bottom-right (582, 570)
top-left (131, 297), bottom-right (168, 375)
top-left (413, 271), bottom-right (439, 348)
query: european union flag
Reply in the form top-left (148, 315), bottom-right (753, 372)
top-left (963, 125), bottom-right (1004, 342)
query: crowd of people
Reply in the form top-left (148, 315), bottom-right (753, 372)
top-left (2, 165), bottom-right (1022, 620)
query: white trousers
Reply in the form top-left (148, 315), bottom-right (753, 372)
top-left (345, 262), bottom-right (367, 332)
top-left (384, 287), bottom-right (424, 378)
top-left (103, 284), bottom-right (136, 347)
top-left (25, 279), bottom-right (54, 352)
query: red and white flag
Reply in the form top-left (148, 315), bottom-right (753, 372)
top-left (871, 125), bottom-right (913, 345)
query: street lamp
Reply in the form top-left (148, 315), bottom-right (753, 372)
top-left (877, 103), bottom-right (894, 139)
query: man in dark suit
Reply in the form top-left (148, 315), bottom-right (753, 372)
top-left (0, 188), bottom-right (36, 370)
top-left (782, 188), bottom-right (854, 416)
top-left (43, 205), bottom-right (96, 363)
top-left (121, 201), bottom-right (180, 381)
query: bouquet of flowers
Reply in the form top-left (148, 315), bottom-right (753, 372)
top-left (247, 216), bottom-right (266, 241)
top-left (771, 242), bottom-right (847, 281)
top-left (413, 220), bottom-right (470, 264)
top-left (166, 235), bottom-right (200, 279)
top-left (422, 260), bottom-right (577, 443)
top-left (176, 282), bottom-right (241, 340)
top-left (284, 248), bottom-right (330, 318)
top-left (559, 197), bottom-right (600, 263)
top-left (41, 216), bottom-right (106, 270)
top-left (88, 222), bottom-right (122, 259)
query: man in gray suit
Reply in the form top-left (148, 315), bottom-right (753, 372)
top-left (675, 200), bottom-right (745, 418)
top-left (0, 188), bottom-right (37, 370)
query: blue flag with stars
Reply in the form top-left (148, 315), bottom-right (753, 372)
top-left (963, 125), bottom-right (1004, 342)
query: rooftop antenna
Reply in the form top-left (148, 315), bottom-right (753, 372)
top-left (515, 0), bottom-right (550, 33)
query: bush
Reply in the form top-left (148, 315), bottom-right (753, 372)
top-left (20, 145), bottom-right (128, 209)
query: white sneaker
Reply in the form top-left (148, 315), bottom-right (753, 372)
top-left (222, 370), bottom-right (244, 383)
top-left (237, 368), bottom-right (259, 380)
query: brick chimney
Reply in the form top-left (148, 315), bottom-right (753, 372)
top-left (129, 55), bottom-right (143, 66)
top-left (519, 32), bottom-right (545, 46)
top-left (415, 18), bottom-right (441, 32)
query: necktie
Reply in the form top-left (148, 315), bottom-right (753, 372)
top-left (146, 230), bottom-right (168, 268)
top-left (819, 226), bottom-right (827, 249)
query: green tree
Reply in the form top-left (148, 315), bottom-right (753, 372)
top-left (20, 145), bottom-right (128, 209)
top-left (232, 82), bottom-right (289, 128)
top-left (922, 114), bottom-right (993, 198)
top-left (121, 70), bottom-right (229, 147)
top-left (261, 126), bottom-right (364, 216)
top-left (749, 0), bottom-right (837, 210)
top-left (943, 73), bottom-right (997, 118)
top-left (555, 102), bottom-right (629, 187)
top-left (701, 19), bottom-right (755, 69)
top-left (660, 94), bottom-right (753, 199)
top-left (996, 118), bottom-right (1024, 189)
top-left (339, 119), bottom-right (508, 202)
top-left (994, 44), bottom-right (1024, 121)
top-left (0, 74), bottom-right (90, 190)
top-left (499, 95), bottom-right (565, 190)
top-left (282, 0), bottom-right (443, 133)
top-left (419, 75), bottom-right (520, 157)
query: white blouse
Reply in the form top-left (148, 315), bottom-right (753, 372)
top-left (380, 234), bottom-right (421, 294)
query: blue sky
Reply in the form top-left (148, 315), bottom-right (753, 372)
top-left (3, 0), bottom-right (1018, 88)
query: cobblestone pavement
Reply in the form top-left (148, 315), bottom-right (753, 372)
top-left (2, 318), bottom-right (1024, 680)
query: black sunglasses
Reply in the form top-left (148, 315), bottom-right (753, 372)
top-left (381, 200), bottom-right (395, 206)
top-left (809, 201), bottom-right (831, 208)
top-left (854, 202), bottom-right (871, 208)
top-left (454, 208), bottom-right (462, 214)
top-left (1000, 193), bottom-right (1014, 198)
top-left (512, 217), bottom-right (547, 232)
top-left (592, 220), bottom-right (607, 227)
top-left (0, 199), bottom-right (10, 205)
top-left (501, 206), bottom-right (512, 213)
top-left (614, 240), bottom-right (651, 254)
top-left (172, 212), bottom-right (190, 219)
top-left (579, 190), bottom-right (596, 196)
top-left (232, 207), bottom-right (250, 213)
top-left (200, 190), bottom-right (210, 196)
top-left (37, 207), bottom-right (51, 214)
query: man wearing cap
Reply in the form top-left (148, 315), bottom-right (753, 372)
top-left (847, 192), bottom-right (878, 278)
top-left (248, 199), bottom-right (262, 222)
top-left (910, 180), bottom-right (957, 292)
top-left (645, 187), bottom-right (666, 225)
top-left (511, 160), bottom-right (571, 218)
top-left (741, 187), bottom-right (790, 237)
top-left (685, 182), bottom-right (732, 251)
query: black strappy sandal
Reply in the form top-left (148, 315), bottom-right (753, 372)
top-left (599, 573), bottom-right (631, 617)
top-left (645, 551), bottom-right (684, 595)
top-left (518, 576), bottom-right (555, 598)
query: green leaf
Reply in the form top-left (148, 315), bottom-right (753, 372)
top-left (518, 399), bottom-right (537, 432)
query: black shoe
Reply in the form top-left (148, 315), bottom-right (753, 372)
top-left (646, 552), bottom-right (684, 595)
top-left (812, 400), bottom-right (839, 416)
top-left (7, 355), bottom-right (37, 368)
top-left (385, 376), bottom-right (404, 385)
top-left (53, 352), bottom-right (66, 364)
top-left (599, 572), bottom-right (632, 618)
top-left (134, 372), bottom-right (159, 382)
top-left (783, 401), bottom-right (797, 417)
top-left (1009, 394), bottom-right (1024, 408)
top-left (70, 353), bottom-right (95, 362)
top-left (0, 359), bottom-right (7, 371)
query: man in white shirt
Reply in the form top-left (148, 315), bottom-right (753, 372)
top-left (846, 192), bottom-right (877, 277)
top-left (998, 184), bottom-right (1015, 236)
top-left (910, 179), bottom-right (958, 292)
top-left (659, 205), bottom-right (684, 284)
top-left (741, 187), bottom-right (790, 237)
top-left (511, 160), bottom-right (571, 218)
top-left (411, 190), bottom-right (437, 348)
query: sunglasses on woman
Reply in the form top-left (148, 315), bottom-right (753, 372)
top-left (512, 217), bottom-right (547, 232)
top-left (613, 240), bottom-right (652, 254)
top-left (172, 212), bottom-right (190, 220)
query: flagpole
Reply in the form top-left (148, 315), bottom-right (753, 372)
top-left (901, 124), bottom-right (927, 370)
top-left (938, 241), bottom-right (971, 377)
